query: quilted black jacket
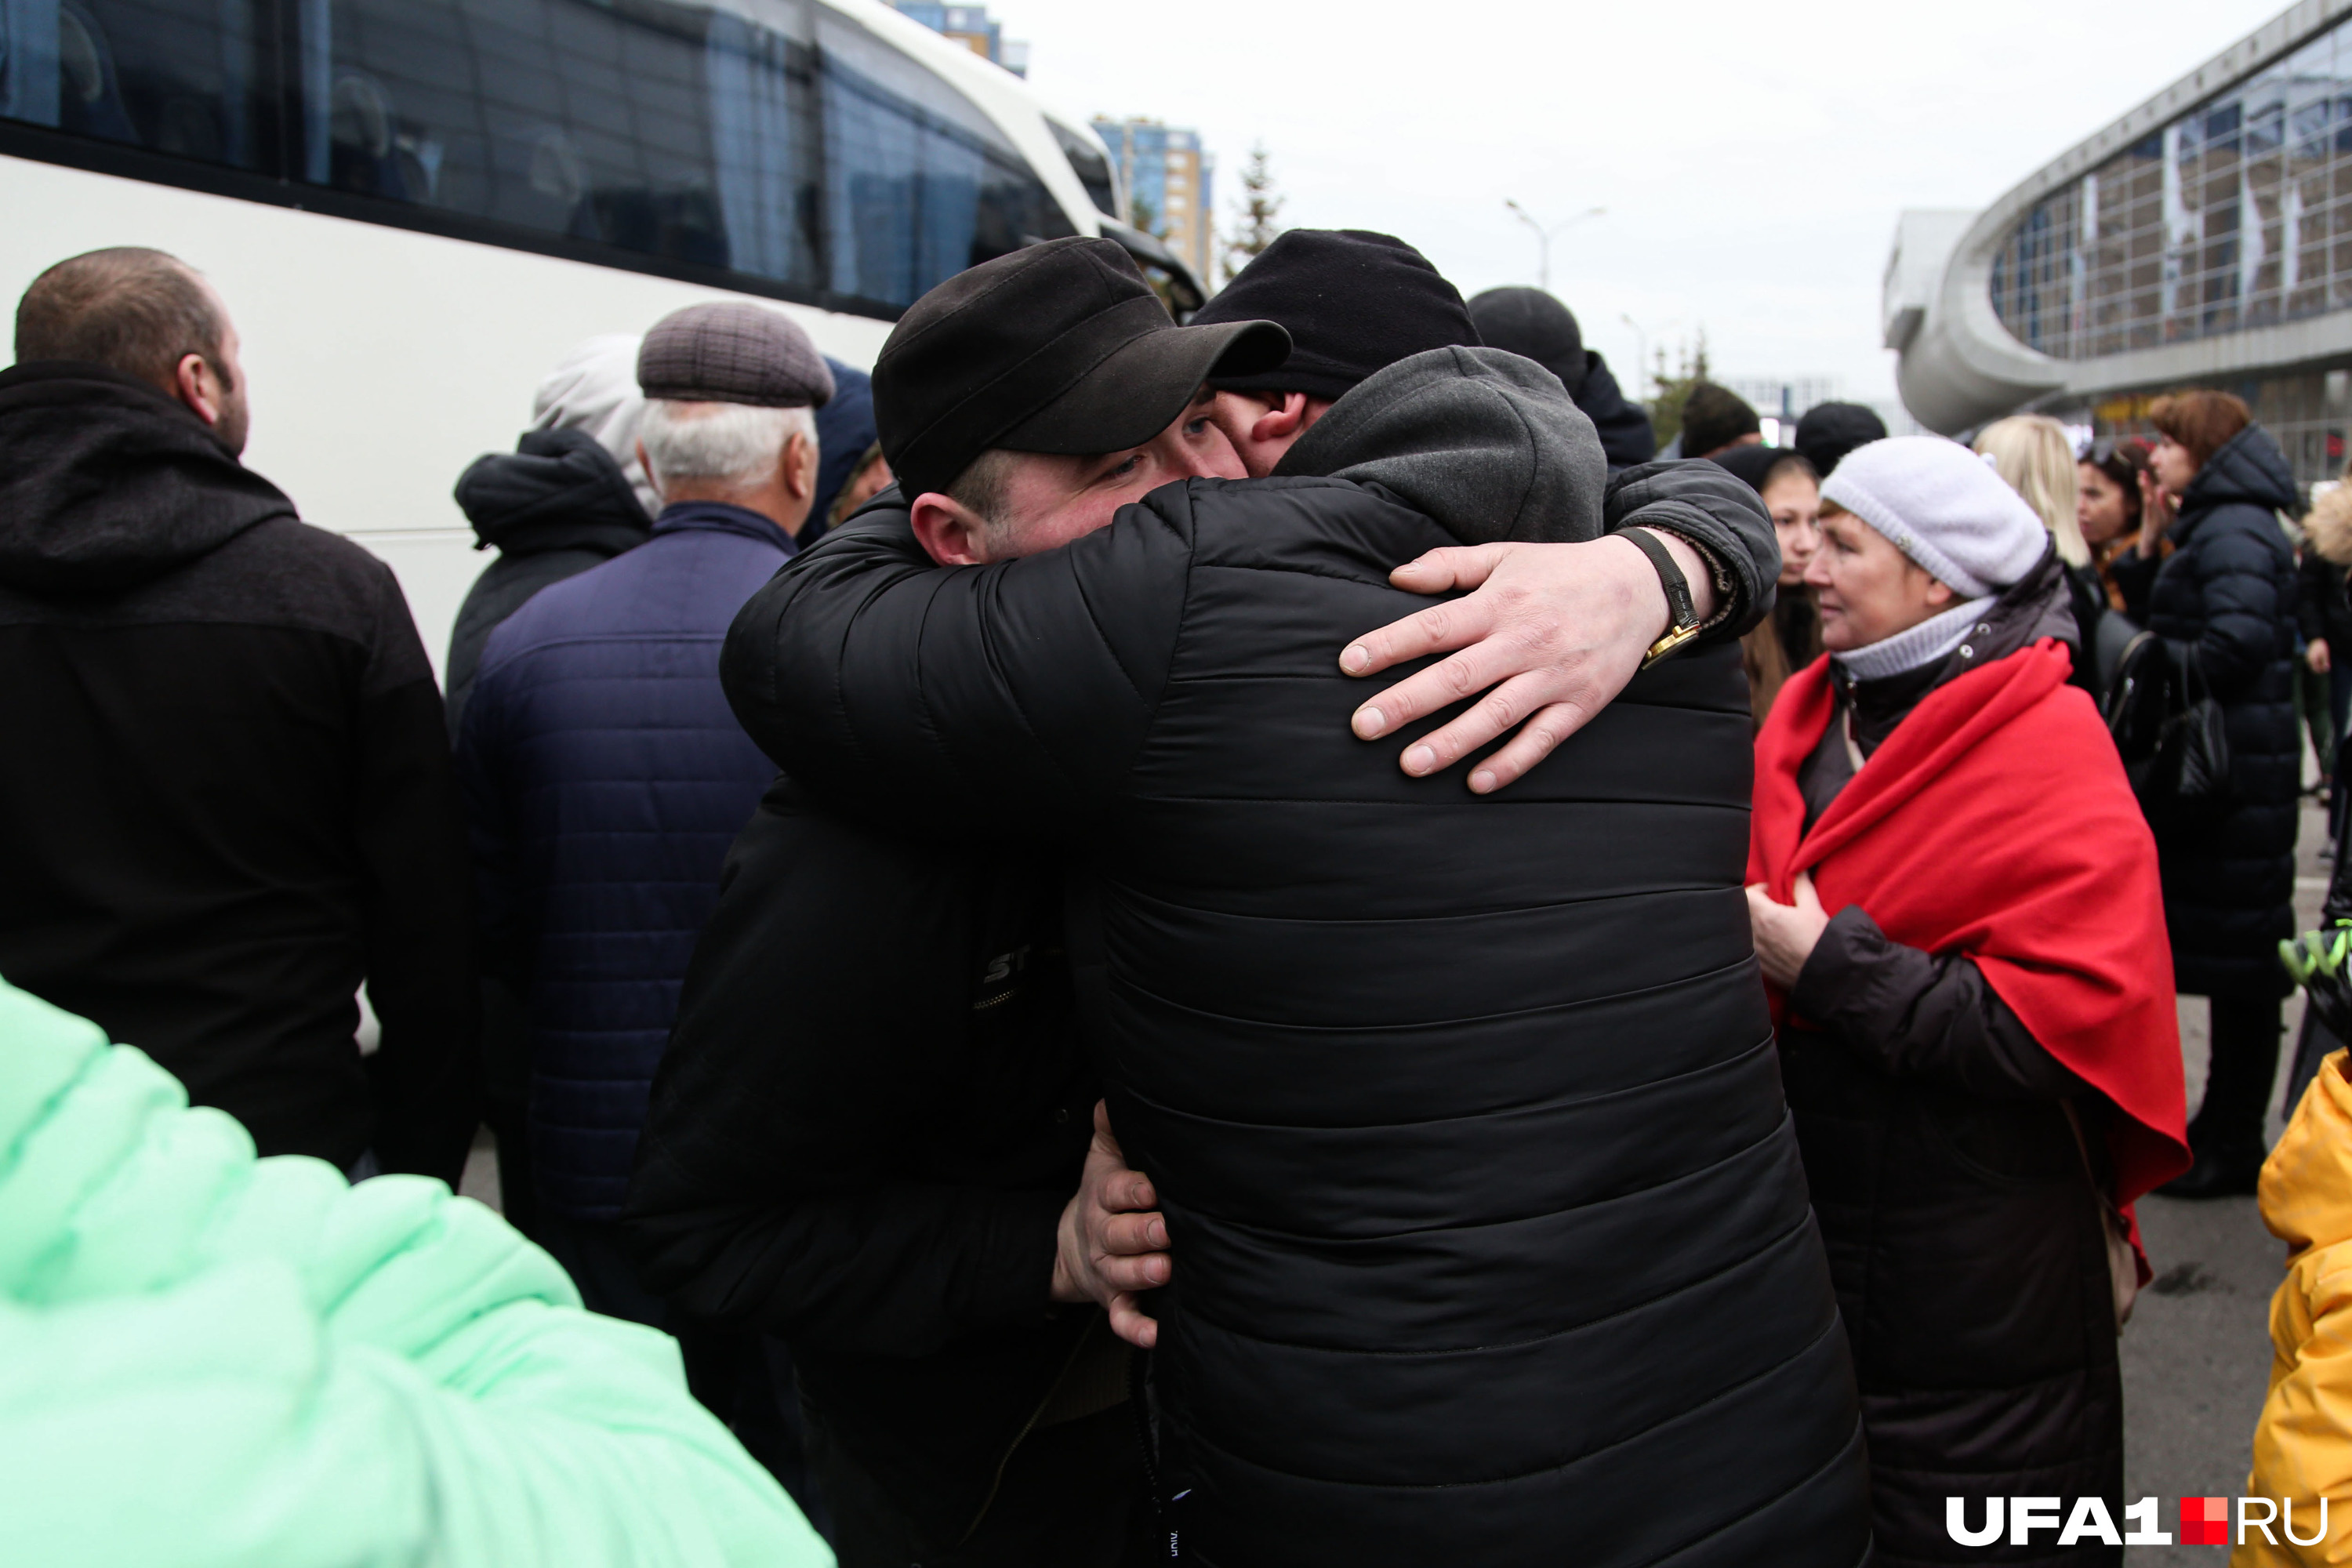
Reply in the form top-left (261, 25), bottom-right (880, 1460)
top-left (2143, 426), bottom-right (2301, 996)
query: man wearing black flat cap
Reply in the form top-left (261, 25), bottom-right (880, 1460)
top-left (659, 232), bottom-right (1867, 1566)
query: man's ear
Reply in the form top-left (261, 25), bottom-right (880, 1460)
top-left (172, 352), bottom-right (220, 429)
top-left (637, 439), bottom-right (663, 502)
top-left (909, 492), bottom-right (991, 566)
top-left (1252, 392), bottom-right (1312, 446)
top-left (782, 430), bottom-right (817, 502)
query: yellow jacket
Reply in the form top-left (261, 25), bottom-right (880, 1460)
top-left (2239, 1051), bottom-right (2352, 1565)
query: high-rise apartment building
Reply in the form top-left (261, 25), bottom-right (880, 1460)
top-left (1091, 119), bottom-right (1214, 286)
top-left (891, 3), bottom-right (1029, 76)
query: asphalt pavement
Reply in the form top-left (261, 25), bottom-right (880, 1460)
top-left (2122, 796), bottom-right (2331, 1563)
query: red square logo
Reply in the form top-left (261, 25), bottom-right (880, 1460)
top-left (2181, 1497), bottom-right (2230, 1546)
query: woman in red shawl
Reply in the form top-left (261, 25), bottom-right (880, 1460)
top-left (1746, 437), bottom-right (2188, 1566)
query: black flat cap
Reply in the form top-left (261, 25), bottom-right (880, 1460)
top-left (637, 301), bottom-right (834, 408)
top-left (1192, 230), bottom-right (1479, 402)
top-left (874, 237), bottom-right (1289, 500)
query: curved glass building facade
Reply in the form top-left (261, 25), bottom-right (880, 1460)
top-left (1990, 19), bottom-right (2352, 365)
top-left (1889, 0), bottom-right (2352, 485)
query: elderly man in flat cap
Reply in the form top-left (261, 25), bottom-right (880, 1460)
top-left (454, 299), bottom-right (829, 1482)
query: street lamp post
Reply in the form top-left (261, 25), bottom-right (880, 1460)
top-left (1619, 314), bottom-right (1647, 396)
top-left (1618, 314), bottom-right (1680, 401)
top-left (1504, 200), bottom-right (1605, 294)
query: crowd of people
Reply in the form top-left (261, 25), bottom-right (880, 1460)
top-left (4, 228), bottom-right (2352, 1567)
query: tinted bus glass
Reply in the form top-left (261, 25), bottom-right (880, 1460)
top-left (815, 7), bottom-right (1071, 309)
top-left (310, 0), bottom-right (733, 272)
top-left (2, 0), bottom-right (1080, 315)
top-left (0, 0), bottom-right (268, 169)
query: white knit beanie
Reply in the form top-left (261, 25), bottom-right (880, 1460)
top-left (1818, 436), bottom-right (2050, 597)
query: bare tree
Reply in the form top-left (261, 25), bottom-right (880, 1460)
top-left (1222, 143), bottom-right (1283, 283)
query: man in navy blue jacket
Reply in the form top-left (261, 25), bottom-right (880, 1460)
top-left (456, 300), bottom-right (829, 1313)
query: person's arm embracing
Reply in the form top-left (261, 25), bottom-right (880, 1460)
top-left (354, 561), bottom-right (479, 1185)
top-left (1338, 459), bottom-right (1776, 792)
top-left (720, 508), bottom-right (1186, 833)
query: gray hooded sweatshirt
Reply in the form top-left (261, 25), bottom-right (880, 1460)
top-left (1277, 344), bottom-right (1774, 626)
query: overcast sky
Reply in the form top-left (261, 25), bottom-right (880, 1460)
top-left (997, 0), bottom-right (2279, 412)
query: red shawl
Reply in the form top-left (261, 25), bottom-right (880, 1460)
top-left (1749, 641), bottom-right (2190, 1207)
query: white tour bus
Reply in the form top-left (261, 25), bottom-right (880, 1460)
top-left (0, 0), bottom-right (1196, 674)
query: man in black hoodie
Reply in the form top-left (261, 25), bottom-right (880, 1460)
top-left (655, 234), bottom-right (1867, 1566)
top-left (0, 248), bottom-right (476, 1184)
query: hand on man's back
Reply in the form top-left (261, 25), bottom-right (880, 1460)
top-left (1051, 1101), bottom-right (1172, 1348)
top-left (1339, 532), bottom-right (1711, 793)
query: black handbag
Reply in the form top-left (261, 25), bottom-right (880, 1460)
top-left (2106, 632), bottom-right (2231, 823)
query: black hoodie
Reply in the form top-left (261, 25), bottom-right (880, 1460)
top-left (0, 361), bottom-right (477, 1180)
top-left (444, 428), bottom-right (652, 738)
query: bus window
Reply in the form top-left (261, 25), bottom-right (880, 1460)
top-left (815, 6), bottom-right (1071, 310)
top-left (4, 0), bottom-right (1094, 318)
top-left (1, 0), bottom-right (267, 170)
top-left (303, 0), bottom-right (731, 270)
top-left (706, 4), bottom-right (822, 291)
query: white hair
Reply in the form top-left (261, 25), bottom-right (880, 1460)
top-left (639, 398), bottom-right (815, 494)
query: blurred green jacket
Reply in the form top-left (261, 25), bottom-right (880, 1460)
top-left (0, 975), bottom-right (831, 1568)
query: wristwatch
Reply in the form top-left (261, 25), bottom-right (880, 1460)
top-left (1623, 528), bottom-right (1701, 670)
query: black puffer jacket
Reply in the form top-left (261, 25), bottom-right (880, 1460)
top-left (724, 350), bottom-right (1866, 1565)
top-left (2143, 426), bottom-right (2300, 996)
top-left (444, 428), bottom-right (652, 739)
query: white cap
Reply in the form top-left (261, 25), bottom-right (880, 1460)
top-left (1819, 436), bottom-right (2051, 597)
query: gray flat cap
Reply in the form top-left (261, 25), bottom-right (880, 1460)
top-left (637, 301), bottom-right (835, 408)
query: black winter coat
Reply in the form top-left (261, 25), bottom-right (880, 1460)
top-left (0, 361), bottom-right (477, 1179)
top-left (1786, 560), bottom-right (2123, 1567)
top-left (722, 453), bottom-right (1867, 1559)
top-left (626, 776), bottom-right (1101, 1548)
top-left (2143, 426), bottom-right (2301, 996)
top-left (445, 428), bottom-right (652, 739)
